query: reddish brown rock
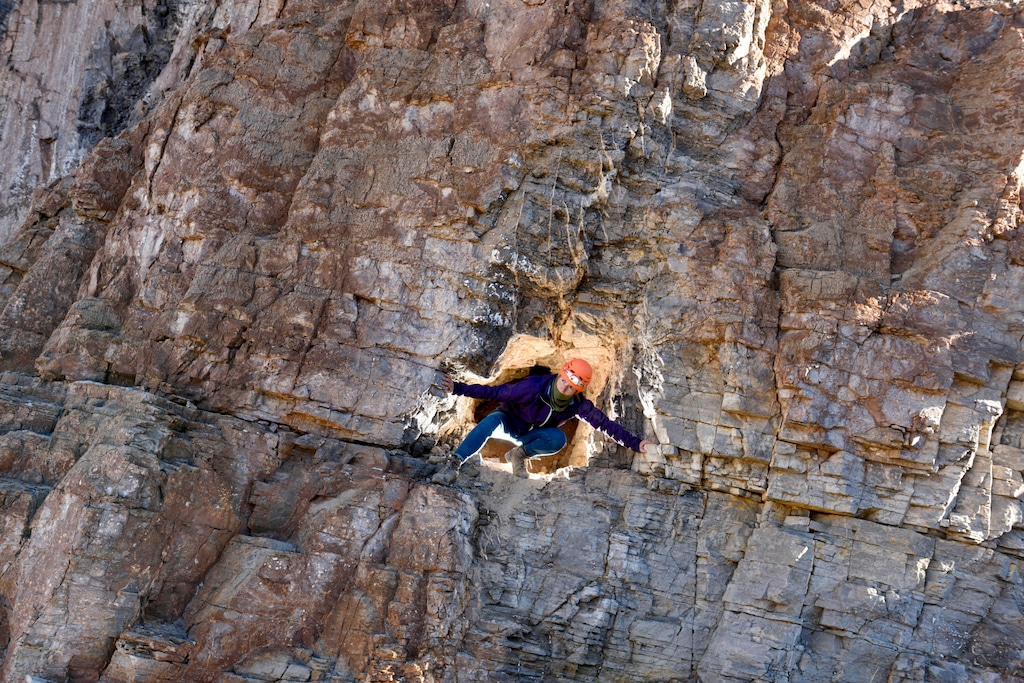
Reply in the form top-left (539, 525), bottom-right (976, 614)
top-left (0, 0), bottom-right (1023, 681)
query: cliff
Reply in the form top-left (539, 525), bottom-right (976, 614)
top-left (0, 0), bottom-right (1022, 680)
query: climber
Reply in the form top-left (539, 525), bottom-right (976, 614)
top-left (432, 358), bottom-right (652, 484)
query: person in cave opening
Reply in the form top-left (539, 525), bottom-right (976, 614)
top-left (432, 358), bottom-right (652, 484)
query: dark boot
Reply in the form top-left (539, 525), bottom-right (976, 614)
top-left (431, 462), bottom-right (458, 485)
top-left (432, 455), bottom-right (481, 485)
top-left (459, 454), bottom-right (481, 478)
top-left (506, 446), bottom-right (528, 479)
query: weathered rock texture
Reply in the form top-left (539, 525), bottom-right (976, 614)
top-left (0, 0), bottom-right (195, 244)
top-left (0, 0), bottom-right (1023, 680)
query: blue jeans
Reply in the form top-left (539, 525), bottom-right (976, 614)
top-left (455, 410), bottom-right (567, 461)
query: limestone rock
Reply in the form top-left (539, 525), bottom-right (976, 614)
top-left (0, 0), bottom-right (1023, 681)
top-left (0, 0), bottom-right (184, 244)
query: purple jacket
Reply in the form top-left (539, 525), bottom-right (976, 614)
top-left (452, 374), bottom-right (644, 452)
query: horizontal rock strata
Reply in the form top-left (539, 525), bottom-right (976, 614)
top-left (0, 0), bottom-right (1022, 680)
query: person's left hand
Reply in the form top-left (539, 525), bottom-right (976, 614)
top-left (442, 374), bottom-right (455, 394)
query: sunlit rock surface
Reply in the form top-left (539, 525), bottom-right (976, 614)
top-left (0, 0), bottom-right (1022, 680)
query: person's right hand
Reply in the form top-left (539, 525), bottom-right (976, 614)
top-left (442, 374), bottom-right (455, 394)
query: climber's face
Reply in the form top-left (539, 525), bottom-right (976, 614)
top-left (556, 375), bottom-right (580, 396)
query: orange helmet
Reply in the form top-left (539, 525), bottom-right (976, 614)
top-left (559, 358), bottom-right (593, 391)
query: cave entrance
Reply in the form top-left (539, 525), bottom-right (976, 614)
top-left (451, 332), bottom-right (617, 475)
top-left (471, 363), bottom-right (582, 474)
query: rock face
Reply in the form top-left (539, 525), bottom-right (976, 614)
top-left (0, 0), bottom-right (1023, 681)
top-left (0, 0), bottom-right (189, 244)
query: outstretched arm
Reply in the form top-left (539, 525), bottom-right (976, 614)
top-left (577, 400), bottom-right (647, 453)
top-left (443, 374), bottom-right (539, 404)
